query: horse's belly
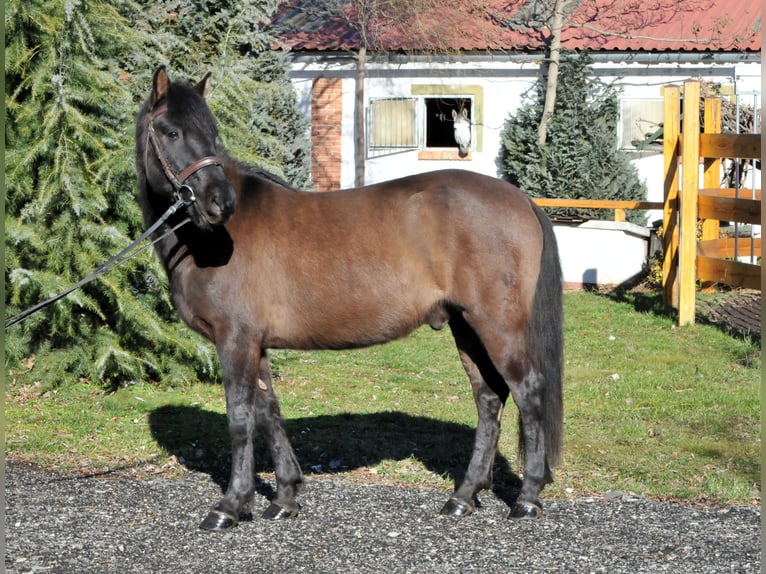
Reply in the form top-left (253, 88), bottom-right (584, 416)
top-left (263, 289), bottom-right (439, 351)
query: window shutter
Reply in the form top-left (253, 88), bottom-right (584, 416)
top-left (369, 98), bottom-right (417, 148)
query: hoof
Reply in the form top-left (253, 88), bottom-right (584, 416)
top-left (439, 498), bottom-right (474, 517)
top-left (509, 500), bottom-right (542, 520)
top-left (262, 502), bottom-right (299, 520)
top-left (199, 509), bottom-right (238, 531)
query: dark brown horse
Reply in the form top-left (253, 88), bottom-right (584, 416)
top-left (135, 67), bottom-right (563, 531)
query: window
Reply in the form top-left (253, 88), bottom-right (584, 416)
top-left (368, 85), bottom-right (483, 158)
top-left (619, 98), bottom-right (664, 150)
top-left (368, 98), bottom-right (417, 151)
top-left (424, 97), bottom-right (471, 149)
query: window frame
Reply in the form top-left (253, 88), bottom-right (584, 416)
top-left (422, 96), bottom-right (473, 151)
top-left (367, 97), bottom-right (419, 152)
top-left (367, 84), bottom-right (484, 158)
top-left (618, 97), bottom-right (665, 150)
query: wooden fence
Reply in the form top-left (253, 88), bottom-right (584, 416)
top-left (530, 79), bottom-right (760, 327)
top-left (662, 80), bottom-right (762, 326)
top-left (532, 198), bottom-right (662, 222)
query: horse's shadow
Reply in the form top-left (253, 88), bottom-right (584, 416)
top-left (148, 405), bottom-right (522, 507)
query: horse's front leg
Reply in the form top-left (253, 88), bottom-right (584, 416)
top-left (255, 354), bottom-right (304, 519)
top-left (199, 344), bottom-right (303, 531)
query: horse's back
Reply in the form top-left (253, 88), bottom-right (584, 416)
top-left (298, 169), bottom-right (540, 245)
top-left (373, 170), bottom-right (545, 281)
top-left (248, 169), bottom-right (543, 280)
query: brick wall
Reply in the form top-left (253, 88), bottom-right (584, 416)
top-left (311, 77), bottom-right (343, 191)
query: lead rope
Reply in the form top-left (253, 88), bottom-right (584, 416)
top-left (5, 196), bottom-right (192, 330)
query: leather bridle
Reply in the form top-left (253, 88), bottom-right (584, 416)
top-left (145, 105), bottom-right (223, 204)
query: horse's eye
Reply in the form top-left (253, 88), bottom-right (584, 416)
top-left (167, 129), bottom-right (180, 140)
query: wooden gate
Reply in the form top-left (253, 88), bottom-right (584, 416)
top-left (662, 80), bottom-right (761, 326)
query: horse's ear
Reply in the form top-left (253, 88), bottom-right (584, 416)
top-left (151, 66), bottom-right (170, 106)
top-left (461, 108), bottom-right (468, 119)
top-left (194, 72), bottom-right (212, 98)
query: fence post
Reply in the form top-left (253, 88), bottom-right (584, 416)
top-left (662, 85), bottom-right (680, 309)
top-left (701, 96), bottom-right (722, 291)
top-left (678, 80), bottom-right (700, 326)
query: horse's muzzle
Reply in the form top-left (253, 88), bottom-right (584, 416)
top-left (189, 182), bottom-right (235, 228)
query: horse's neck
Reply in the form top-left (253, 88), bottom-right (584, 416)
top-left (140, 157), bottom-right (292, 273)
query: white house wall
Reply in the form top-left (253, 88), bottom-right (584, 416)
top-left (362, 68), bottom-right (538, 185)
top-left (287, 56), bottom-right (760, 226)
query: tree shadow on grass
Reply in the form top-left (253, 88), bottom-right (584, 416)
top-left (591, 272), bottom-right (675, 318)
top-left (148, 405), bottom-right (522, 510)
top-left (602, 282), bottom-right (761, 344)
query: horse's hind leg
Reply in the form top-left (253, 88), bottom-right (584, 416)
top-left (440, 315), bottom-right (508, 516)
top-left (200, 342), bottom-right (303, 530)
top-left (506, 364), bottom-right (554, 519)
top-left (476, 325), bottom-right (554, 519)
top-left (447, 310), bottom-right (555, 520)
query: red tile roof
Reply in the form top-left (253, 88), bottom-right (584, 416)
top-left (272, 0), bottom-right (761, 53)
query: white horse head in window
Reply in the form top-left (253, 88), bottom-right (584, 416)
top-left (452, 108), bottom-right (471, 157)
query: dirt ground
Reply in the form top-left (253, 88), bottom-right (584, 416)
top-left (695, 289), bottom-right (761, 339)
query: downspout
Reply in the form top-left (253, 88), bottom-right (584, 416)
top-left (355, 45), bottom-right (366, 187)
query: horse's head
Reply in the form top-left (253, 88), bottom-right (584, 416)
top-left (452, 108), bottom-right (471, 157)
top-left (136, 67), bottom-right (235, 229)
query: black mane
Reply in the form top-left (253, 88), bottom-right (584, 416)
top-left (165, 80), bottom-right (219, 138)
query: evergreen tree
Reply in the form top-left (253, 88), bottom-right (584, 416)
top-left (5, 1), bottom-right (310, 389)
top-left (499, 53), bottom-right (646, 223)
top-left (5, 0), bottom-right (190, 388)
top-left (130, 0), bottom-right (311, 187)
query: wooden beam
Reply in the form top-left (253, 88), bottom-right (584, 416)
top-left (699, 133), bottom-right (761, 159)
top-left (701, 97), bottom-right (721, 242)
top-left (678, 80), bottom-right (700, 326)
top-left (697, 195), bottom-right (761, 225)
top-left (699, 97), bottom-right (722, 292)
top-left (699, 188), bottom-right (761, 200)
top-left (662, 84), bottom-right (681, 309)
top-left (531, 199), bottom-right (663, 210)
top-left (674, 134), bottom-right (762, 159)
top-left (696, 255), bottom-right (762, 290)
top-left (698, 237), bottom-right (761, 259)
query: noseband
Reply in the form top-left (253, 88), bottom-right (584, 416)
top-left (145, 105), bottom-right (223, 204)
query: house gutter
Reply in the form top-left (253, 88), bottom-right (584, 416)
top-left (284, 51), bottom-right (760, 67)
top-left (285, 51), bottom-right (757, 81)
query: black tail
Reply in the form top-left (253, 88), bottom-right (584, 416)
top-left (526, 202), bottom-right (564, 468)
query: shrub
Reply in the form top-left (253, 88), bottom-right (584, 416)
top-left (499, 53), bottom-right (647, 224)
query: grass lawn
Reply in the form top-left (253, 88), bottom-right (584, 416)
top-left (5, 290), bottom-right (761, 506)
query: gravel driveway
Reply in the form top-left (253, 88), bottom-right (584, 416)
top-left (5, 460), bottom-right (760, 573)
